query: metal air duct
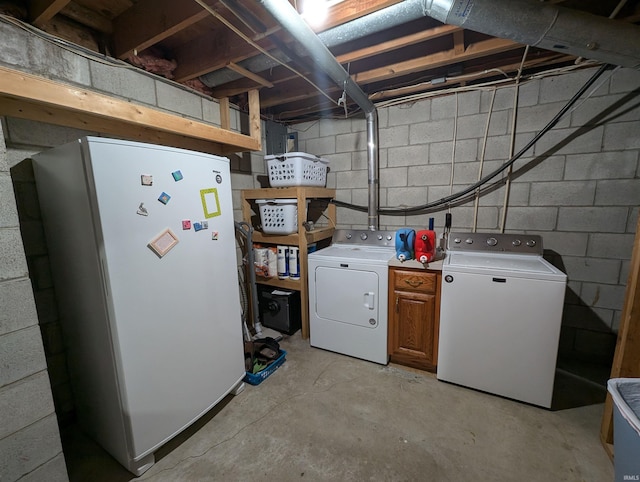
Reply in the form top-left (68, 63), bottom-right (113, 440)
top-left (423, 0), bottom-right (640, 68)
top-left (258, 0), bottom-right (380, 230)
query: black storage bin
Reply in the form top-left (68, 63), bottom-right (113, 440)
top-left (258, 286), bottom-right (301, 335)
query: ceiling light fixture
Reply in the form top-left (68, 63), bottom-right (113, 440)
top-left (300, 0), bottom-right (343, 27)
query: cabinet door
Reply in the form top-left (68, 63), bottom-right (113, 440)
top-left (389, 290), bottom-right (437, 370)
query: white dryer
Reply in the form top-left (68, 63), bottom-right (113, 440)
top-left (308, 230), bottom-right (396, 365)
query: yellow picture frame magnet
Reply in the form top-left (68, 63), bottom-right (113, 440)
top-left (200, 188), bottom-right (221, 219)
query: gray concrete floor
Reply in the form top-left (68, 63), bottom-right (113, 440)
top-left (63, 332), bottom-right (613, 481)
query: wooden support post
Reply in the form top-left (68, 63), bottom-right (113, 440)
top-left (601, 212), bottom-right (640, 459)
top-left (220, 97), bottom-right (231, 130)
top-left (247, 89), bottom-right (262, 150)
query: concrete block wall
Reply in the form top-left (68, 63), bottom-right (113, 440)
top-left (0, 20), bottom-right (229, 132)
top-left (293, 66), bottom-right (640, 366)
top-left (0, 122), bottom-right (68, 480)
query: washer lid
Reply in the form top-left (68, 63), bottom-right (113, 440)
top-left (445, 251), bottom-right (566, 281)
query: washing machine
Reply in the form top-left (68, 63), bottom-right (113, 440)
top-left (437, 232), bottom-right (567, 408)
top-left (308, 229), bottom-right (396, 365)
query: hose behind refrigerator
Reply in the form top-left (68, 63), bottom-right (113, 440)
top-left (237, 266), bottom-right (252, 342)
top-left (235, 221), bottom-right (263, 339)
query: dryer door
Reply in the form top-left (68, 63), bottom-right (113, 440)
top-left (314, 266), bottom-right (379, 328)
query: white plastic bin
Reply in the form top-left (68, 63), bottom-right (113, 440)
top-left (265, 152), bottom-right (329, 187)
top-left (608, 378), bottom-right (640, 481)
top-left (256, 199), bottom-right (298, 234)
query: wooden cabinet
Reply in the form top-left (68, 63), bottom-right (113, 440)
top-left (241, 187), bottom-right (336, 339)
top-left (388, 267), bottom-right (441, 372)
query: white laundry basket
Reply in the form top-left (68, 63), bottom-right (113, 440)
top-left (256, 199), bottom-right (298, 234)
top-left (608, 378), bottom-right (640, 481)
top-left (265, 152), bottom-right (329, 187)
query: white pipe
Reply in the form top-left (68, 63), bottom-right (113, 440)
top-left (447, 92), bottom-right (458, 214)
top-left (366, 111), bottom-right (379, 230)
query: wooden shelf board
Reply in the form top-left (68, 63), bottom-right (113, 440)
top-left (307, 227), bottom-right (335, 243)
top-left (242, 187), bottom-right (336, 199)
top-left (255, 276), bottom-right (301, 291)
top-left (252, 232), bottom-right (301, 244)
top-left (252, 228), bottom-right (334, 245)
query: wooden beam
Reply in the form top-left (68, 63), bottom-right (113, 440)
top-left (38, 14), bottom-right (100, 51)
top-left (29, 0), bottom-right (70, 26)
top-left (453, 30), bottom-right (465, 56)
top-left (61, 1), bottom-right (113, 34)
top-left (0, 97), bottom-right (225, 155)
top-left (367, 54), bottom-right (572, 102)
top-left (112, 0), bottom-right (209, 59)
top-left (257, 39), bottom-right (524, 110)
top-left (352, 37), bottom-right (521, 84)
top-left (312, 0), bottom-right (402, 32)
top-left (212, 80), bottom-right (265, 99)
top-left (601, 212), bottom-right (640, 456)
top-left (219, 31), bottom-right (519, 111)
top-left (227, 62), bottom-right (273, 88)
top-left (172, 30), bottom-right (274, 83)
top-left (336, 24), bottom-right (461, 64)
top-left (0, 66), bottom-right (261, 153)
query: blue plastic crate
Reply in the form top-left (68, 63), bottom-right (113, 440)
top-left (244, 349), bottom-right (287, 386)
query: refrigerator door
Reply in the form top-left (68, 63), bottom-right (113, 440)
top-left (81, 138), bottom-right (246, 464)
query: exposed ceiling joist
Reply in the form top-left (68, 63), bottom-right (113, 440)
top-left (335, 24), bottom-right (461, 64)
top-left (61, 1), bottom-right (112, 34)
top-left (112, 0), bottom-right (209, 59)
top-left (7, 0), bottom-right (640, 123)
top-left (29, 0), bottom-right (70, 26)
top-left (352, 37), bottom-right (522, 84)
top-left (226, 62), bottom-right (274, 87)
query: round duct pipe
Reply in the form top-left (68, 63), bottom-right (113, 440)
top-left (423, 0), bottom-right (640, 68)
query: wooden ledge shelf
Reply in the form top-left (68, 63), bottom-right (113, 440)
top-left (0, 65), bottom-right (261, 155)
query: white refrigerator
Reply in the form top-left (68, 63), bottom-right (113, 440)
top-left (33, 137), bottom-right (246, 475)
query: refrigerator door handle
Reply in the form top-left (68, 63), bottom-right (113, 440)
top-left (100, 258), bottom-right (109, 297)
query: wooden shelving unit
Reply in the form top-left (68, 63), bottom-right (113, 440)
top-left (241, 187), bottom-right (336, 339)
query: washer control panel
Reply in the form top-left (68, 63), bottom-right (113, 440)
top-left (448, 232), bottom-right (543, 255)
top-left (332, 229), bottom-right (395, 247)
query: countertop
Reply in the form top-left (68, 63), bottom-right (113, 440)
top-left (388, 256), bottom-right (444, 271)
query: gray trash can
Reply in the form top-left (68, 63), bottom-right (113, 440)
top-left (608, 378), bottom-right (640, 482)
